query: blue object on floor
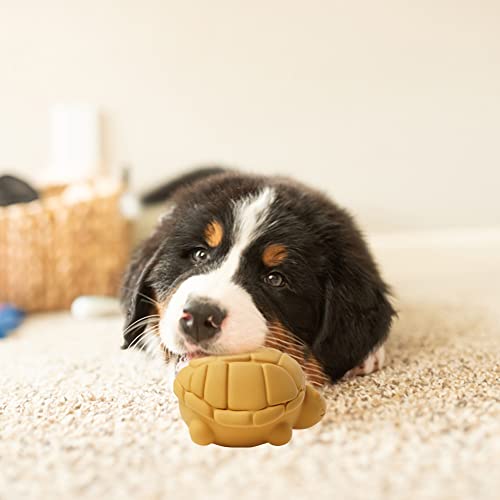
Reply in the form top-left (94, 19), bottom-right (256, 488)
top-left (0, 304), bottom-right (25, 339)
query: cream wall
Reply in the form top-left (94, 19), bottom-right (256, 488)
top-left (0, 0), bottom-right (499, 231)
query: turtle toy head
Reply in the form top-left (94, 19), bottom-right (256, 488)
top-left (173, 347), bottom-right (326, 447)
top-left (294, 384), bottom-right (327, 429)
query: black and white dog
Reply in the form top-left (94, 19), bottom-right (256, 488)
top-left (121, 168), bottom-right (395, 384)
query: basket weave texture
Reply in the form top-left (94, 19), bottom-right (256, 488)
top-left (0, 180), bottom-right (131, 312)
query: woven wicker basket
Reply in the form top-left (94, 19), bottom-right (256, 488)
top-left (0, 179), bottom-right (131, 312)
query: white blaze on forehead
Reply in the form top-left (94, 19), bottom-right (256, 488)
top-left (222, 187), bottom-right (276, 282)
top-left (233, 187), bottom-right (275, 248)
top-left (160, 187), bottom-right (276, 355)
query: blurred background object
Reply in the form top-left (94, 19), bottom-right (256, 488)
top-left (0, 303), bottom-right (25, 339)
top-left (71, 295), bottom-right (122, 319)
top-left (46, 103), bottom-right (102, 184)
top-left (0, 179), bottom-right (130, 311)
top-left (0, 175), bottom-right (39, 206)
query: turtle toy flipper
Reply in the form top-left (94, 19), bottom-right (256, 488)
top-left (188, 419), bottom-right (215, 446)
top-left (173, 348), bottom-right (327, 447)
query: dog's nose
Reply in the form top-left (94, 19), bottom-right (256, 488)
top-left (179, 300), bottom-right (226, 342)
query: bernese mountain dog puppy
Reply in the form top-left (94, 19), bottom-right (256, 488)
top-left (121, 168), bottom-right (395, 385)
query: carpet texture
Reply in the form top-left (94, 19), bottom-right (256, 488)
top-left (1, 231), bottom-right (499, 500)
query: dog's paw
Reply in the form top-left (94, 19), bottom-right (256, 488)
top-left (344, 345), bottom-right (385, 379)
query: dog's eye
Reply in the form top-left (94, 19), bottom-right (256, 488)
top-left (264, 272), bottom-right (286, 288)
top-left (191, 248), bottom-right (210, 264)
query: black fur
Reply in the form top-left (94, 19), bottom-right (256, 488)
top-left (121, 168), bottom-right (395, 381)
top-left (140, 166), bottom-right (226, 205)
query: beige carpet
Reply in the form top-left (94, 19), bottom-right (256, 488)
top-left (1, 229), bottom-right (499, 500)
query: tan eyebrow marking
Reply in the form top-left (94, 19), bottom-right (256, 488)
top-left (204, 220), bottom-right (224, 248)
top-left (262, 243), bottom-right (288, 267)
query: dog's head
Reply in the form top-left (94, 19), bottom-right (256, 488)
top-left (121, 173), bottom-right (394, 381)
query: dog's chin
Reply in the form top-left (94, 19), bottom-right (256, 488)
top-left (169, 339), bottom-right (264, 373)
top-left (174, 348), bottom-right (213, 373)
top-left (163, 331), bottom-right (215, 372)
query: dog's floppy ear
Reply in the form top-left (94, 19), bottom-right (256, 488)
top-left (313, 259), bottom-right (395, 381)
top-left (120, 239), bottom-right (163, 349)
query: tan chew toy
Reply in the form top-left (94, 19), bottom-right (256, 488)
top-left (173, 347), bottom-right (326, 447)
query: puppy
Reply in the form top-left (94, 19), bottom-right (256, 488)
top-left (121, 168), bottom-right (395, 385)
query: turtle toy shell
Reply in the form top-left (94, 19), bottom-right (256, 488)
top-left (173, 347), bottom-right (326, 447)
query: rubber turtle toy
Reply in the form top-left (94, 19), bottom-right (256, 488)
top-left (173, 347), bottom-right (326, 447)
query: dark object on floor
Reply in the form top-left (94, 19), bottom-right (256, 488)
top-left (0, 175), bottom-right (39, 206)
top-left (0, 304), bottom-right (25, 339)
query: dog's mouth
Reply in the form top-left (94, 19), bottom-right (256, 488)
top-left (185, 349), bottom-right (209, 360)
top-left (175, 348), bottom-right (212, 373)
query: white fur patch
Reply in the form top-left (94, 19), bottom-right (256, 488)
top-left (344, 345), bottom-right (386, 378)
top-left (160, 188), bottom-right (275, 355)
